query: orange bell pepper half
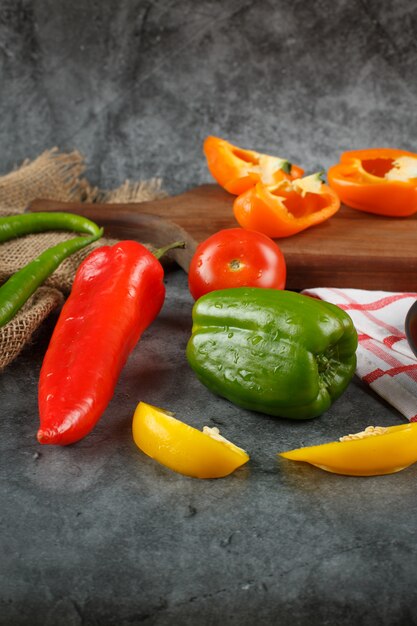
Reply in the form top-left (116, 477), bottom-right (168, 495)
top-left (279, 423), bottom-right (417, 476)
top-left (327, 148), bottom-right (417, 217)
top-left (204, 135), bottom-right (304, 195)
top-left (233, 173), bottom-right (340, 238)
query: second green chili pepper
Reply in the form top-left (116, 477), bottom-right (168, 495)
top-left (186, 288), bottom-right (358, 420)
top-left (0, 212), bottom-right (103, 327)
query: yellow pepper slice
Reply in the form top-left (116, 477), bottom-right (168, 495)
top-left (132, 402), bottom-right (249, 478)
top-left (279, 423), bottom-right (417, 476)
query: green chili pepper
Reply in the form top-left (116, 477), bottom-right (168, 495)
top-left (0, 212), bottom-right (101, 242)
top-left (186, 287), bottom-right (358, 420)
top-left (0, 212), bottom-right (103, 327)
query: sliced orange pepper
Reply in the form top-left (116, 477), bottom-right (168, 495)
top-left (132, 402), bottom-right (249, 479)
top-left (327, 148), bottom-right (417, 217)
top-left (204, 136), bottom-right (304, 195)
top-left (233, 173), bottom-right (340, 238)
top-left (279, 423), bottom-right (417, 476)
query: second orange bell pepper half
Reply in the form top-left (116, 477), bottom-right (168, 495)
top-left (328, 148), bottom-right (417, 217)
top-left (204, 136), bottom-right (304, 195)
top-left (233, 173), bottom-right (340, 238)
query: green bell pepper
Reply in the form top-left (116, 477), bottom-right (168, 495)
top-left (186, 288), bottom-right (358, 420)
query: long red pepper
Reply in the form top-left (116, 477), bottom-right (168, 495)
top-left (37, 240), bottom-right (182, 446)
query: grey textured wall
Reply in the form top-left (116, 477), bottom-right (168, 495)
top-left (1, 0), bottom-right (416, 194)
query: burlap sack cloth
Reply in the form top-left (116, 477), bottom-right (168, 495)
top-left (0, 148), bottom-right (165, 370)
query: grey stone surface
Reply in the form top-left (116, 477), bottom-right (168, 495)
top-left (2, 267), bottom-right (417, 626)
top-left (1, 0), bottom-right (417, 624)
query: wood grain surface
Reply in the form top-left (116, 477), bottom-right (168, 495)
top-left (28, 184), bottom-right (417, 291)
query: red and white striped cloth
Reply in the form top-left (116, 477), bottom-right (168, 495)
top-left (302, 288), bottom-right (417, 422)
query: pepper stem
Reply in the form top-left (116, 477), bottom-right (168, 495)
top-left (153, 240), bottom-right (186, 260)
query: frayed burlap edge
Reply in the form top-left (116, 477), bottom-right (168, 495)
top-left (93, 177), bottom-right (167, 204)
top-left (0, 287), bottom-right (64, 370)
top-left (0, 147), bottom-right (166, 215)
top-left (0, 148), bottom-right (90, 214)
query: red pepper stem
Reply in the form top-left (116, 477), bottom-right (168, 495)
top-left (153, 240), bottom-right (186, 260)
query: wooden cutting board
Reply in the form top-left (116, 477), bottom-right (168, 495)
top-left (28, 184), bottom-right (417, 291)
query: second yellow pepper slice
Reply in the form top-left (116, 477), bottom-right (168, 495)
top-left (279, 423), bottom-right (417, 476)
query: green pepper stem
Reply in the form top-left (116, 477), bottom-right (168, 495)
top-left (153, 241), bottom-right (186, 260)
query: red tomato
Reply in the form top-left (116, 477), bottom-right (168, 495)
top-left (188, 228), bottom-right (286, 300)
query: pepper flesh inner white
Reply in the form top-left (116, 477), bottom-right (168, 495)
top-left (385, 156), bottom-right (417, 182)
top-left (202, 426), bottom-right (247, 453)
top-left (339, 425), bottom-right (388, 442)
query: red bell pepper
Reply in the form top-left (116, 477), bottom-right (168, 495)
top-left (37, 240), bottom-right (180, 446)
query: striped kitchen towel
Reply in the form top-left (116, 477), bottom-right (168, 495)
top-left (302, 288), bottom-right (417, 422)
